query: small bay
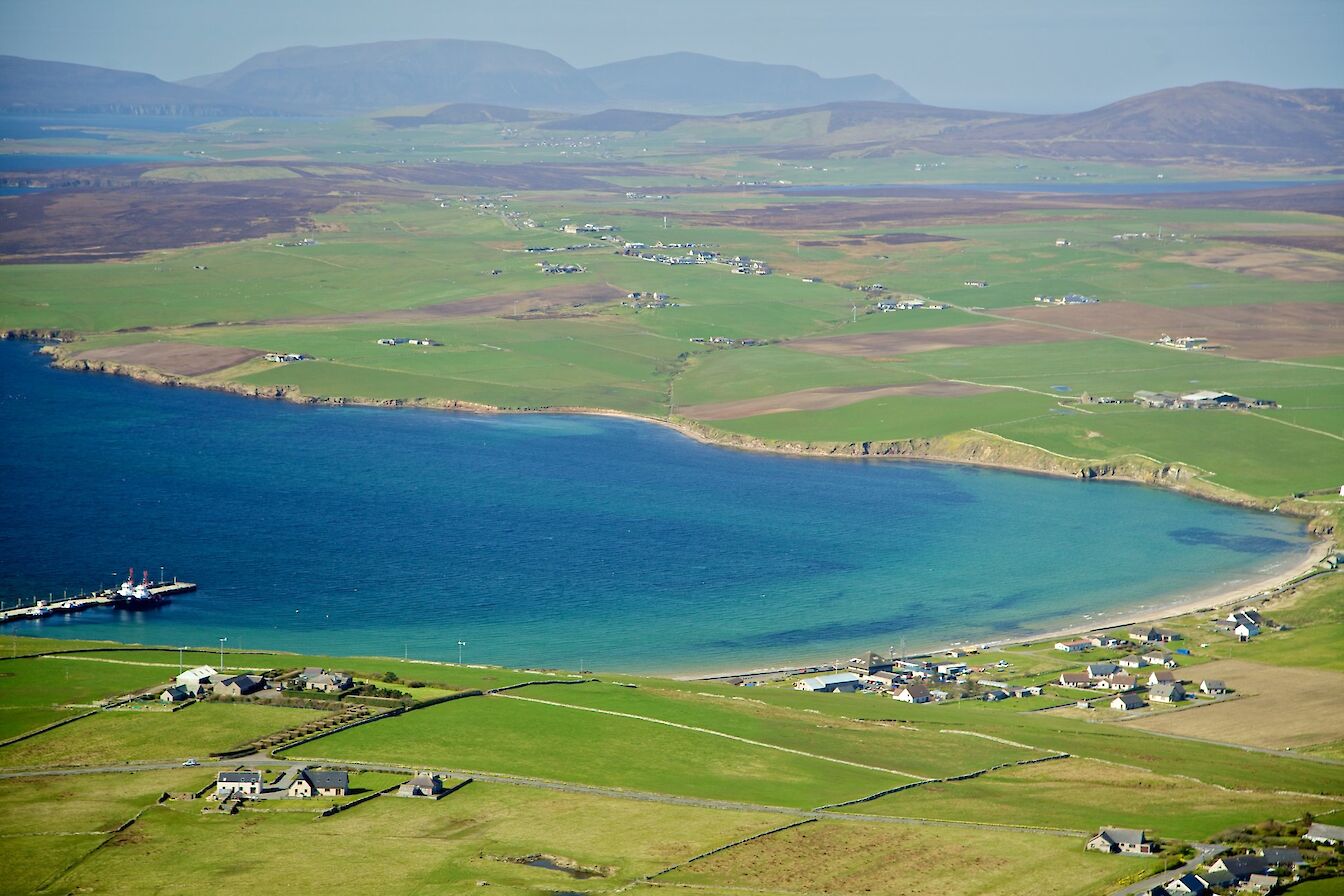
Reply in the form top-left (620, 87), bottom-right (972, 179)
top-left (0, 341), bottom-right (1311, 674)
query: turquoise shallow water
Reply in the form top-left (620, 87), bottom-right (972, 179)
top-left (0, 341), bottom-right (1311, 674)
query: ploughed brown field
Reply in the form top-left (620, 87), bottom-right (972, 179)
top-left (787, 321), bottom-right (1099, 358)
top-left (678, 381), bottom-right (997, 420)
top-left (250, 282), bottom-right (629, 327)
top-left (70, 342), bottom-right (263, 376)
top-left (1162, 244), bottom-right (1344, 282)
top-left (996, 301), bottom-right (1344, 360)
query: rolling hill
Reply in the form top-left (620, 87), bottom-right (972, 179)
top-left (583, 52), bottom-right (917, 113)
top-left (181, 39), bottom-right (606, 113)
top-left (0, 55), bottom-right (272, 116)
top-left (925, 82), bottom-right (1344, 163)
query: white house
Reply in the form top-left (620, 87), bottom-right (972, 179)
top-left (215, 771), bottom-right (262, 799)
top-left (1235, 622), bottom-right (1260, 641)
top-left (1111, 693), bottom-right (1145, 711)
top-left (1055, 640), bottom-right (1091, 653)
top-left (895, 683), bottom-right (931, 704)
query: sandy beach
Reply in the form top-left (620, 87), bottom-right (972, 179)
top-left (684, 537), bottom-right (1335, 681)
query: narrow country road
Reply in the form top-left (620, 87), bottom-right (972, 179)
top-left (1109, 843), bottom-right (1228, 896)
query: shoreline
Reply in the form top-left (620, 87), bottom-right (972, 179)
top-left (24, 337), bottom-right (1334, 537)
top-left (677, 537), bottom-right (1334, 681)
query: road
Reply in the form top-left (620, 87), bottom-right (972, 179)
top-left (1110, 843), bottom-right (1227, 896)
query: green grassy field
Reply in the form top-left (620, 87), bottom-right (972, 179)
top-left (0, 703), bottom-right (327, 768)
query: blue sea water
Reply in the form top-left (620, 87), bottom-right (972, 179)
top-left (781, 180), bottom-right (1330, 196)
top-left (0, 342), bottom-right (1310, 674)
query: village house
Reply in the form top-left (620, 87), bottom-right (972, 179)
top-left (1200, 679), bottom-right (1228, 696)
top-left (1260, 847), bottom-right (1304, 867)
top-left (1244, 873), bottom-right (1278, 894)
top-left (160, 684), bottom-right (191, 704)
top-left (847, 652), bottom-right (894, 676)
top-left (1235, 621), bottom-right (1260, 641)
top-left (1111, 692), bottom-right (1146, 711)
top-left (1059, 672), bottom-right (1093, 688)
top-left (398, 772), bottom-right (445, 798)
top-left (1098, 673), bottom-right (1138, 692)
top-left (1163, 872), bottom-right (1208, 895)
top-left (983, 689), bottom-right (1010, 702)
top-left (1055, 639), bottom-right (1092, 653)
top-left (1147, 669), bottom-right (1177, 686)
top-left (287, 768), bottom-right (349, 798)
top-left (895, 682), bottom-right (931, 704)
top-left (1009, 685), bottom-right (1043, 697)
top-left (861, 670), bottom-right (900, 689)
top-left (1208, 854), bottom-right (1271, 881)
top-left (1149, 681), bottom-right (1186, 703)
top-left (215, 771), bottom-right (262, 799)
top-left (1086, 662), bottom-right (1120, 679)
top-left (1134, 390), bottom-right (1182, 409)
top-left (214, 674), bottom-right (266, 697)
top-left (1088, 634), bottom-right (1123, 648)
top-left (306, 672), bottom-right (354, 694)
top-left (795, 672), bottom-right (862, 693)
top-left (1133, 627), bottom-right (1183, 644)
top-left (1086, 827), bottom-right (1154, 855)
top-left (936, 661), bottom-right (968, 678)
top-left (1142, 650), bottom-right (1179, 667)
top-left (1118, 655), bottom-right (1148, 670)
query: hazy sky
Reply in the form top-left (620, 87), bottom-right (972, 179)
top-left (3, 0), bottom-right (1341, 112)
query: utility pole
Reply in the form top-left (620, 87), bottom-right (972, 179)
top-left (179, 646), bottom-right (185, 674)
top-left (457, 640), bottom-right (467, 665)
top-left (218, 637), bottom-right (227, 672)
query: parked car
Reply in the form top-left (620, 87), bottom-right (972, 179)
top-left (182, 758), bottom-right (200, 767)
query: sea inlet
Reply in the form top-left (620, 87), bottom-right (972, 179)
top-left (0, 340), bottom-right (1313, 674)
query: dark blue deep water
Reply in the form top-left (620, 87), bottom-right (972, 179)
top-left (0, 342), bottom-right (1310, 673)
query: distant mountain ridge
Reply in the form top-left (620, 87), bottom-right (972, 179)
top-left (0, 56), bottom-right (271, 116)
top-left (181, 39), bottom-right (605, 113)
top-left (582, 52), bottom-right (917, 112)
top-left (924, 82), bottom-right (1344, 163)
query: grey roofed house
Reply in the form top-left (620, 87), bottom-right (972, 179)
top-left (160, 684), bottom-right (191, 703)
top-left (1149, 682), bottom-right (1185, 703)
top-left (218, 771), bottom-right (261, 784)
top-left (848, 651), bottom-right (894, 675)
top-left (1111, 692), bottom-right (1146, 711)
top-left (301, 666), bottom-right (323, 679)
top-left (1305, 821), bottom-right (1344, 844)
top-left (289, 768), bottom-right (349, 796)
top-left (1086, 662), bottom-right (1119, 678)
top-left (1200, 679), bottom-right (1228, 694)
top-left (895, 682), bottom-right (932, 703)
top-left (1195, 869), bottom-right (1234, 889)
top-left (1260, 847), bottom-right (1304, 866)
top-left (1086, 827), bottom-right (1154, 854)
top-left (216, 674), bottom-right (265, 696)
top-left (306, 672), bottom-right (354, 693)
top-left (1163, 872), bottom-right (1207, 895)
top-left (398, 772), bottom-right (445, 798)
top-left (1209, 854), bottom-right (1270, 880)
top-left (1244, 874), bottom-right (1278, 894)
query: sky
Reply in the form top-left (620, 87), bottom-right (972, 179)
top-left (2, 0), bottom-right (1342, 112)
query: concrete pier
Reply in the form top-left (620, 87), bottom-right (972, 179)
top-left (0, 580), bottom-right (196, 624)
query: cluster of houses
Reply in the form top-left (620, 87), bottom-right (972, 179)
top-left (617, 242), bottom-right (771, 275)
top-left (537, 261), bottom-right (585, 275)
top-left (213, 767), bottom-right (454, 803)
top-left (877, 297), bottom-right (948, 311)
top-left (688, 336), bottom-right (764, 347)
top-left (263, 353), bottom-right (308, 363)
top-left (161, 665), bottom-right (354, 704)
top-left (792, 651), bottom-right (1029, 704)
top-left (624, 192), bottom-right (670, 200)
top-left (375, 337), bottom-right (442, 347)
top-left (1033, 293), bottom-right (1098, 305)
top-left (561, 223), bottom-right (616, 235)
top-left (1153, 334), bottom-right (1212, 351)
top-left (963, 280), bottom-right (989, 288)
top-left (623, 291), bottom-right (678, 309)
top-left (1134, 390), bottom-right (1277, 410)
top-left (272, 238), bottom-right (318, 248)
top-left (161, 666), bottom-right (272, 703)
top-left (1111, 824), bottom-right (1344, 895)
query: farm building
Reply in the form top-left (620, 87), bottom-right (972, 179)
top-left (398, 773), bottom-right (445, 798)
top-left (159, 685), bottom-right (191, 704)
top-left (795, 672), bottom-right (862, 693)
top-left (1305, 822), bottom-right (1344, 844)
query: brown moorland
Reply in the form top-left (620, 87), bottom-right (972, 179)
top-left (787, 322), bottom-right (1099, 358)
top-left (70, 342), bottom-right (263, 376)
top-left (995, 300), bottom-right (1344, 360)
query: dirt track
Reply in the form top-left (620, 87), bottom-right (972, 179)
top-left (679, 382), bottom-right (997, 420)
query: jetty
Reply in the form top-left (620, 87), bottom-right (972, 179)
top-left (0, 578), bottom-right (196, 625)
